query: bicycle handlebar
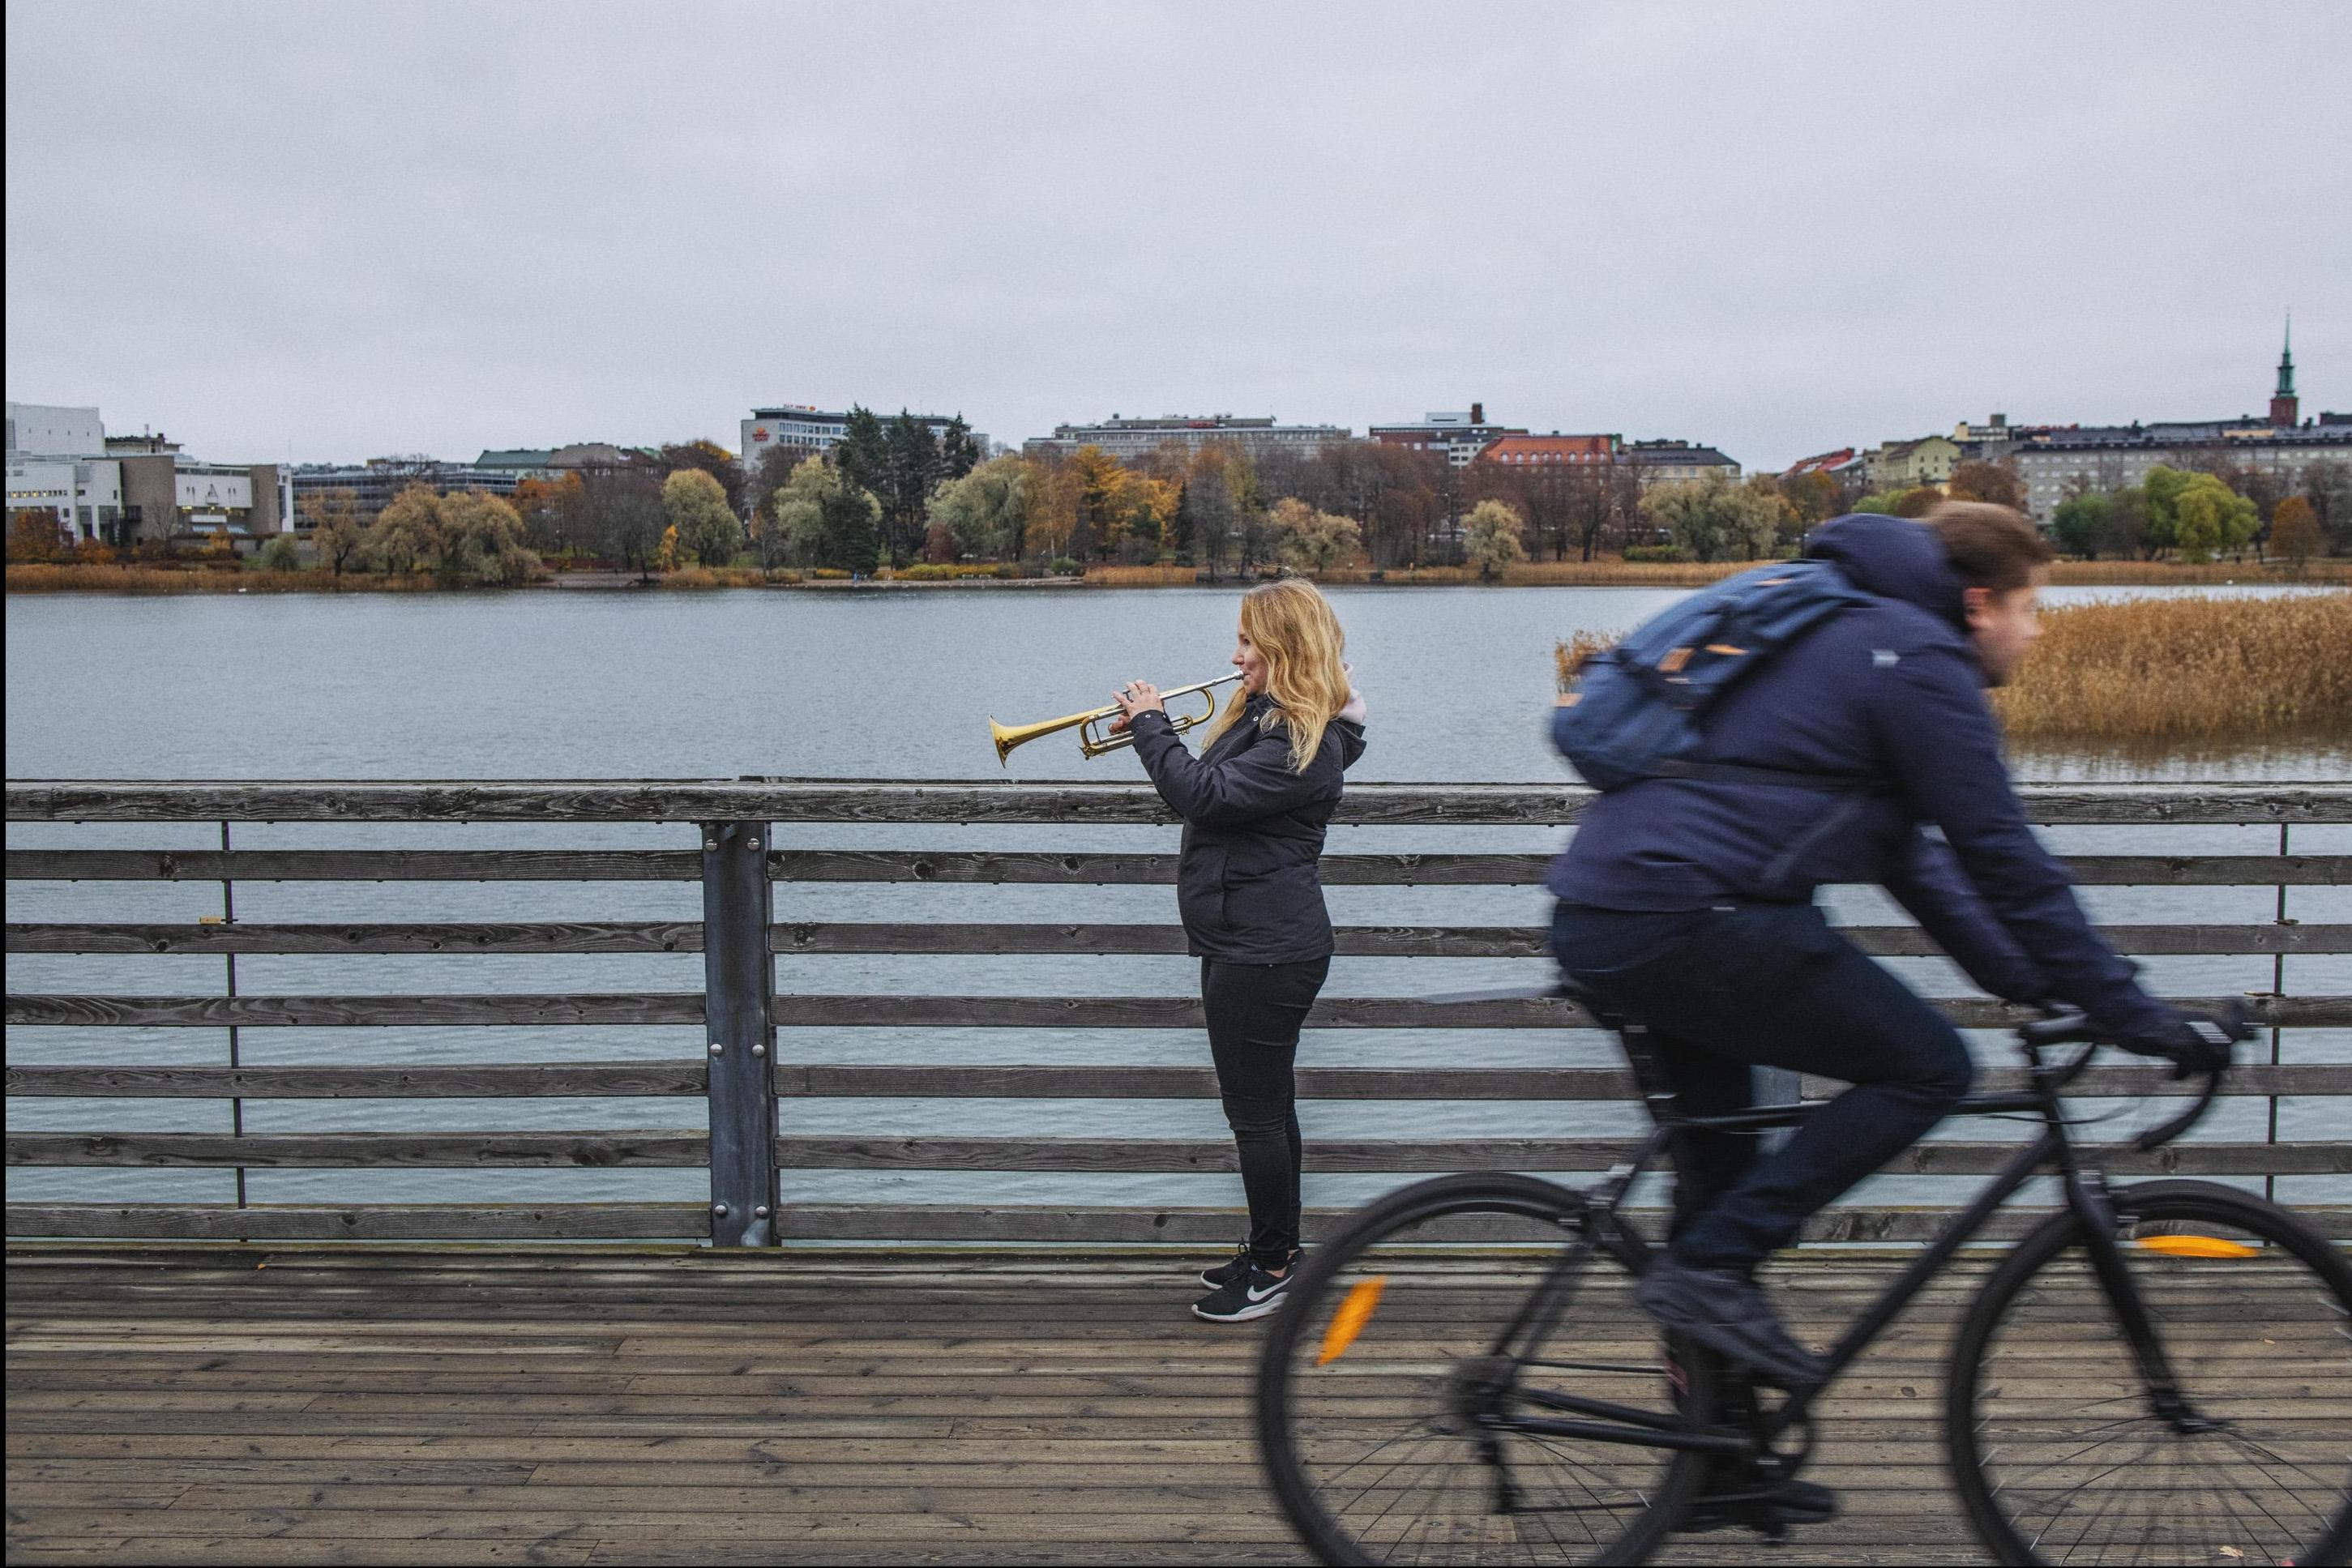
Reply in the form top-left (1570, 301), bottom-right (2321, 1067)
top-left (2013, 1006), bottom-right (2240, 1151)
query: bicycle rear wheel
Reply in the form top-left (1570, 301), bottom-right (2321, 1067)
top-left (1947, 1178), bottom-right (2352, 1566)
top-left (1255, 1173), bottom-right (1713, 1566)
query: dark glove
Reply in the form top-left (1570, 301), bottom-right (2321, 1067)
top-left (2119, 1001), bottom-right (2250, 1077)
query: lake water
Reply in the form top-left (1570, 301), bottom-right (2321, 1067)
top-left (6, 585), bottom-right (2346, 1223)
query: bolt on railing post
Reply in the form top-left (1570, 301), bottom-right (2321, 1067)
top-left (700, 820), bottom-right (777, 1246)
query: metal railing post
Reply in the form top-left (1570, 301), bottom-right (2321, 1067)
top-left (700, 820), bottom-right (777, 1246)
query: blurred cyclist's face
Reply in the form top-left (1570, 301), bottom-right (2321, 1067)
top-left (1965, 574), bottom-right (2046, 687)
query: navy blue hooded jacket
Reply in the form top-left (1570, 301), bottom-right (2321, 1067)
top-left (1550, 513), bottom-right (2170, 1036)
top-left (1131, 690), bottom-right (1368, 963)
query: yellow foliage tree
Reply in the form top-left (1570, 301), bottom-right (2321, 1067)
top-left (655, 523), bottom-right (682, 572)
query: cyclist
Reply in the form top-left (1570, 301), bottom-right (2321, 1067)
top-left (1550, 502), bottom-right (2238, 1403)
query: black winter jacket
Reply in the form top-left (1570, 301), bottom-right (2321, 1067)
top-left (1129, 691), bottom-right (1368, 963)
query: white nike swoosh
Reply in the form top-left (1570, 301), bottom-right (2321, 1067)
top-left (1247, 1278), bottom-right (1288, 1302)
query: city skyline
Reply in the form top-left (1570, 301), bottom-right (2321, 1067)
top-left (6, 2), bottom-right (2348, 472)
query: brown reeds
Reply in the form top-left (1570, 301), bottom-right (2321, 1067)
top-left (1553, 592), bottom-right (2351, 743)
top-left (1992, 592), bottom-right (2352, 741)
top-left (2, 564), bottom-right (437, 593)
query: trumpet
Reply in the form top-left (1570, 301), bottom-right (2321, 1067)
top-left (990, 673), bottom-right (1244, 765)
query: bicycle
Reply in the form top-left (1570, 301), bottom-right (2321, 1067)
top-left (1255, 1007), bottom-right (2352, 1566)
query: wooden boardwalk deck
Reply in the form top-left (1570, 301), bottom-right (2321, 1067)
top-left (0, 1245), bottom-right (2209, 1565)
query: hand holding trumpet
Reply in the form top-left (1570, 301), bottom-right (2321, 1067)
top-left (1107, 681), bottom-right (1167, 733)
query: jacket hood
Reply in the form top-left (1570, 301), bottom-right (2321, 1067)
top-left (1805, 513), bottom-right (1968, 632)
top-left (1247, 690), bottom-right (1368, 769)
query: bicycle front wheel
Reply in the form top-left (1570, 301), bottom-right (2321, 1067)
top-left (1948, 1178), bottom-right (2352, 1566)
top-left (1255, 1173), bottom-right (1713, 1566)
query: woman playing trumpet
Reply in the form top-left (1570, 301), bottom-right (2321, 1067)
top-left (1110, 579), bottom-right (1367, 1322)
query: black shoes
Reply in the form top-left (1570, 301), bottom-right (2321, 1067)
top-left (1200, 1243), bottom-right (1299, 1291)
top-left (1681, 1475), bottom-right (1839, 1535)
top-left (1634, 1254), bottom-right (1825, 1390)
top-left (1192, 1262), bottom-right (1294, 1322)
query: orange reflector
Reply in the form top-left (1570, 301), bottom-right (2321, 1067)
top-left (1658, 647), bottom-right (1694, 673)
top-left (1704, 644), bottom-right (1747, 656)
top-left (2135, 1235), bottom-right (2260, 1258)
top-left (1318, 1275), bottom-right (1388, 1365)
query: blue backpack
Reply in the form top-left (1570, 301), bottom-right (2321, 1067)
top-left (1552, 559), bottom-right (1875, 791)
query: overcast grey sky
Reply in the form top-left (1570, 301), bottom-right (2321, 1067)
top-left (7, 2), bottom-right (2348, 472)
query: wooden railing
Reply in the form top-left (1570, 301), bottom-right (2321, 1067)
top-left (6, 780), bottom-right (2348, 1246)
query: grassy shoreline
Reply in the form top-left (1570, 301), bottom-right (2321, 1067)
top-left (10, 557), bottom-right (2349, 595)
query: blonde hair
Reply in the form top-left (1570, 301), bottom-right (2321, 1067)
top-left (1204, 579), bottom-right (1351, 773)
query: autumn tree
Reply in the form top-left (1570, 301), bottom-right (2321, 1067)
top-left (306, 488), bottom-right (368, 582)
top-left (8, 510), bottom-right (70, 562)
top-left (1778, 470), bottom-right (1843, 531)
top-left (656, 440), bottom-right (747, 517)
top-left (1741, 474), bottom-right (1800, 553)
top-left (511, 473), bottom-right (592, 558)
top-left (2051, 492), bottom-right (2113, 559)
top-left (927, 455), bottom-right (1034, 561)
top-left (2169, 471), bottom-right (2260, 563)
top-left (583, 469), bottom-right (668, 580)
top-left (2270, 495), bottom-right (2322, 575)
top-left (365, 484), bottom-right (444, 575)
top-left (1947, 459), bottom-right (2028, 511)
top-left (746, 443), bottom-right (802, 522)
top-left (662, 468), bottom-right (743, 566)
top-left (1641, 472), bottom-right (1780, 562)
top-left (437, 492), bottom-right (541, 586)
top-left (2299, 459), bottom-right (2352, 553)
top-left (1268, 497), bottom-right (1362, 575)
top-left (1462, 498), bottom-right (1529, 579)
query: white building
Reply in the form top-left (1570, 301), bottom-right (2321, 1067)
top-left (6, 401), bottom-right (122, 542)
top-left (740, 405), bottom-right (976, 469)
top-left (1023, 413), bottom-right (1349, 461)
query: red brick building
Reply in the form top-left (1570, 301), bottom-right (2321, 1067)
top-left (1474, 433), bottom-right (1620, 467)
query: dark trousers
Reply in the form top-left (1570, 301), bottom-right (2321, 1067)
top-left (1202, 955), bottom-right (1330, 1269)
top-left (1551, 901), bottom-right (1974, 1271)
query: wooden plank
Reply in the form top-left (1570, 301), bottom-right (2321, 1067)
top-left (28, 987), bottom-right (2322, 1035)
top-left (11, 777), bottom-right (2350, 824)
top-left (4, 921), bottom-right (703, 955)
top-left (12, 846), bottom-right (2346, 888)
top-left (3, 849), bottom-right (701, 882)
top-left (766, 991), bottom-right (2350, 1030)
top-left (8, 1132), bottom-right (710, 1168)
top-left (4, 993), bottom-right (704, 1028)
top-left (772, 1061), bottom-right (2352, 1100)
top-left (768, 1134), bottom-right (2346, 1175)
top-left (769, 1203), bottom-right (2352, 1244)
top-left (4, 1063), bottom-right (708, 1098)
top-left (2, 1205), bottom-right (710, 1240)
top-left (767, 920), bottom-right (2349, 955)
top-left (772, 849), bottom-right (2351, 886)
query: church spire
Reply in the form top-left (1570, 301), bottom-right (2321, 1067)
top-left (2269, 314), bottom-right (2299, 427)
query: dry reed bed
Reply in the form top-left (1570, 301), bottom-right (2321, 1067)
top-left (1554, 592), bottom-right (2350, 742)
top-left (3, 564), bottom-right (435, 593)
top-left (1992, 592), bottom-right (2352, 740)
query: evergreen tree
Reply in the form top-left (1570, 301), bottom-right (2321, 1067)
top-left (820, 474), bottom-right (882, 575)
top-left (882, 412), bottom-right (942, 565)
top-left (939, 415), bottom-right (982, 480)
top-left (835, 407), bottom-right (889, 498)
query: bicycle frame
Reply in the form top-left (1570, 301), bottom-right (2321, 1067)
top-left (1490, 1051), bottom-right (2196, 1455)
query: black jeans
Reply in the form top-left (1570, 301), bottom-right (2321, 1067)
top-left (1202, 955), bottom-right (1331, 1269)
top-left (1551, 901), bottom-right (1974, 1272)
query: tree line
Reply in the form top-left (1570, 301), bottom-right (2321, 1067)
top-left (2048, 458), bottom-right (2349, 567)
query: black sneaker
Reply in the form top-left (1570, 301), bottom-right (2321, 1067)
top-left (1679, 1476), bottom-right (1838, 1535)
top-left (1634, 1255), bottom-right (1824, 1390)
top-left (1191, 1263), bottom-right (1293, 1322)
top-left (1200, 1244), bottom-right (1298, 1291)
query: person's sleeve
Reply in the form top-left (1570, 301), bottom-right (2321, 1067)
top-left (1127, 711), bottom-right (1334, 826)
top-left (1868, 643), bottom-right (2173, 1036)
top-left (1884, 828), bottom-right (2051, 1003)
